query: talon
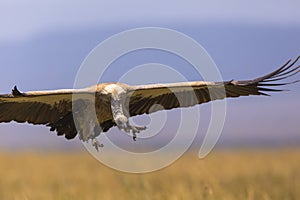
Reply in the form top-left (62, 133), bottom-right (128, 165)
top-left (131, 125), bottom-right (147, 141)
top-left (92, 138), bottom-right (104, 151)
top-left (115, 115), bottom-right (147, 141)
top-left (132, 132), bottom-right (137, 141)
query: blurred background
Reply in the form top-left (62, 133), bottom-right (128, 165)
top-left (0, 0), bottom-right (299, 151)
top-left (1, 1), bottom-right (300, 199)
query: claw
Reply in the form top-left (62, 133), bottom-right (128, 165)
top-left (92, 138), bottom-right (104, 151)
top-left (130, 125), bottom-right (146, 141)
top-left (115, 116), bottom-right (147, 140)
top-left (132, 131), bottom-right (137, 141)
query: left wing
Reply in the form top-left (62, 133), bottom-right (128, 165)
top-left (127, 56), bottom-right (300, 117)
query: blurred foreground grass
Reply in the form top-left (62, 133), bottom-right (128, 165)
top-left (0, 149), bottom-right (299, 200)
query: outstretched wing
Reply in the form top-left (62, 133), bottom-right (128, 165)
top-left (127, 56), bottom-right (300, 117)
top-left (0, 87), bottom-right (95, 139)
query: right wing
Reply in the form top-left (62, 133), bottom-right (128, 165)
top-left (0, 86), bottom-right (94, 139)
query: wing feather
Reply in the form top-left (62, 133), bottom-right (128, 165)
top-left (0, 87), bottom-right (98, 139)
top-left (127, 56), bottom-right (300, 117)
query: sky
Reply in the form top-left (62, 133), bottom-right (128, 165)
top-left (1, 0), bottom-right (300, 43)
top-left (0, 1), bottom-right (299, 150)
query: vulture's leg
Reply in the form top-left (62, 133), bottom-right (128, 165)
top-left (111, 97), bottom-right (146, 140)
top-left (91, 124), bottom-right (104, 151)
top-left (75, 100), bottom-right (104, 151)
top-left (78, 117), bottom-right (103, 151)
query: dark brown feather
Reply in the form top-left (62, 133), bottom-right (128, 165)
top-left (127, 56), bottom-right (299, 117)
top-left (0, 86), bottom-right (116, 140)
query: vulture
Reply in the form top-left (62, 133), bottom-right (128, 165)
top-left (0, 57), bottom-right (299, 150)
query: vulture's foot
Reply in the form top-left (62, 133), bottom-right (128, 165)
top-left (129, 125), bottom-right (147, 141)
top-left (123, 124), bottom-right (147, 141)
top-left (92, 138), bottom-right (104, 151)
top-left (115, 115), bottom-right (146, 140)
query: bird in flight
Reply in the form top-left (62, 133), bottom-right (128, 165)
top-left (0, 57), bottom-right (299, 150)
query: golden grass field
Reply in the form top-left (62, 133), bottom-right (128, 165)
top-left (0, 149), bottom-right (299, 200)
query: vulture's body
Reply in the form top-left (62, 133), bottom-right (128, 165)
top-left (0, 57), bottom-right (299, 150)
